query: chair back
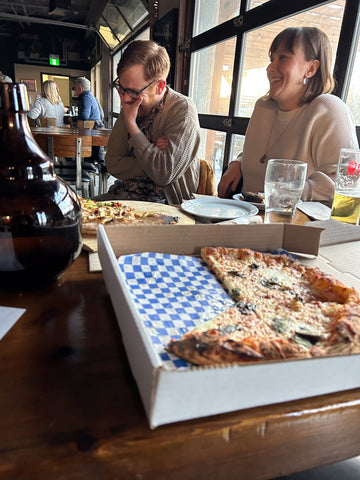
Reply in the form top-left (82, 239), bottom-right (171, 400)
top-left (77, 120), bottom-right (95, 129)
top-left (35, 134), bottom-right (92, 158)
top-left (196, 159), bottom-right (217, 195)
top-left (39, 117), bottom-right (56, 127)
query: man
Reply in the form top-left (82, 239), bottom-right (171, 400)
top-left (105, 40), bottom-right (200, 204)
top-left (73, 76), bottom-right (106, 170)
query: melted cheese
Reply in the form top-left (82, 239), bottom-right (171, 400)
top-left (199, 248), bottom-right (345, 349)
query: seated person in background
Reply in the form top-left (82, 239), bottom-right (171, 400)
top-left (28, 80), bottom-right (65, 126)
top-left (73, 76), bottom-right (106, 170)
top-left (218, 27), bottom-right (359, 205)
top-left (104, 40), bottom-right (200, 204)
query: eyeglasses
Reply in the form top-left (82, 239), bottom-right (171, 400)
top-left (112, 78), bottom-right (155, 100)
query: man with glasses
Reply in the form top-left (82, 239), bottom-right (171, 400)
top-left (105, 40), bottom-right (201, 204)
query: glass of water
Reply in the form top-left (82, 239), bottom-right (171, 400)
top-left (264, 159), bottom-right (308, 224)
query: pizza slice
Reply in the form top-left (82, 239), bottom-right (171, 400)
top-left (167, 247), bottom-right (360, 366)
top-left (80, 198), bottom-right (179, 234)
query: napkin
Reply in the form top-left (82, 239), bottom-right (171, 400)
top-left (0, 306), bottom-right (25, 340)
top-left (297, 202), bottom-right (331, 221)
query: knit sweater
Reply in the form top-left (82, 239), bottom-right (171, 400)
top-left (105, 87), bottom-right (200, 204)
top-left (28, 96), bottom-right (65, 126)
top-left (235, 94), bottom-right (359, 202)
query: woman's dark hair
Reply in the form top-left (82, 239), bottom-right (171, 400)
top-left (269, 27), bottom-right (335, 104)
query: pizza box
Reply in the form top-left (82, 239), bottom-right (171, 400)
top-left (97, 222), bottom-right (360, 429)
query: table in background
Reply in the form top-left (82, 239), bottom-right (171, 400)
top-left (1, 212), bottom-right (360, 479)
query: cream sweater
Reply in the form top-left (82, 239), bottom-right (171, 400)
top-left (235, 94), bottom-right (359, 202)
top-left (105, 88), bottom-right (200, 204)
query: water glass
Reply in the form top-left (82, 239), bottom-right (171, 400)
top-left (264, 159), bottom-right (307, 224)
top-left (330, 148), bottom-right (360, 225)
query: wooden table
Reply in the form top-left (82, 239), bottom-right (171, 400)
top-left (1, 219), bottom-right (360, 479)
top-left (31, 126), bottom-right (111, 148)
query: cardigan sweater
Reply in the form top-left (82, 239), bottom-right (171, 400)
top-left (235, 94), bottom-right (359, 202)
top-left (105, 87), bottom-right (200, 204)
top-left (28, 96), bottom-right (65, 126)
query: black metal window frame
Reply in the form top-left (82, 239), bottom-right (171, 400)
top-left (188, 0), bottom-right (360, 173)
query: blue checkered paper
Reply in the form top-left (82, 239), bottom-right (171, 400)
top-left (118, 252), bottom-right (235, 370)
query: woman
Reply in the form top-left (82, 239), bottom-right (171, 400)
top-left (28, 80), bottom-right (65, 126)
top-left (218, 27), bottom-right (358, 203)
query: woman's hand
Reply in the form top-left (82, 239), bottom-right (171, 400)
top-left (218, 161), bottom-right (242, 198)
top-left (156, 136), bottom-right (169, 149)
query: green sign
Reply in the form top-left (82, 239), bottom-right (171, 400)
top-left (49, 55), bottom-right (60, 66)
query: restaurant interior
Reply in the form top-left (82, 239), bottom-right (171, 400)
top-left (1, 1), bottom-right (360, 479)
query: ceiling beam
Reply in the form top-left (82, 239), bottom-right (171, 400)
top-left (0, 11), bottom-right (96, 31)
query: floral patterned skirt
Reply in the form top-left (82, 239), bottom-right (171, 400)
top-left (107, 176), bottom-right (167, 204)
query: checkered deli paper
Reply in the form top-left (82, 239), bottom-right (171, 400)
top-left (118, 252), bottom-right (235, 370)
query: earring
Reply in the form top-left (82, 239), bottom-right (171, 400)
top-left (303, 76), bottom-right (308, 86)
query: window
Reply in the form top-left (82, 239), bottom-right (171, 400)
top-left (193, 0), bottom-right (240, 36)
top-left (187, 0), bottom-right (356, 184)
top-left (346, 28), bottom-right (360, 124)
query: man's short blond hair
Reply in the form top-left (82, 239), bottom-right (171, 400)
top-left (117, 40), bottom-right (170, 81)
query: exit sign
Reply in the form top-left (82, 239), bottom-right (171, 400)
top-left (49, 55), bottom-right (60, 66)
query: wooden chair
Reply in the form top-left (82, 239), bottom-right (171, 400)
top-left (35, 134), bottom-right (94, 198)
top-left (196, 159), bottom-right (217, 195)
top-left (39, 117), bottom-right (56, 127)
top-left (77, 120), bottom-right (95, 129)
top-left (77, 119), bottom-right (109, 195)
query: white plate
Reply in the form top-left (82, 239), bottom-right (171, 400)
top-left (181, 198), bottom-right (258, 221)
top-left (233, 193), bottom-right (265, 211)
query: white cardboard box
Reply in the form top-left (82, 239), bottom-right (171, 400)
top-left (98, 223), bottom-right (360, 429)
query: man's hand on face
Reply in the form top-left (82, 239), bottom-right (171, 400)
top-left (121, 94), bottom-right (143, 136)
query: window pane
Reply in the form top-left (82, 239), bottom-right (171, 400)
top-left (102, 3), bottom-right (130, 44)
top-left (235, 1), bottom-right (345, 117)
top-left (114, 0), bottom-right (148, 29)
top-left (231, 134), bottom-right (245, 162)
top-left (346, 32), bottom-right (360, 125)
top-left (193, 0), bottom-right (240, 36)
top-left (198, 128), bottom-right (226, 185)
top-left (189, 38), bottom-right (236, 115)
top-left (112, 50), bottom-right (121, 114)
top-left (247, 0), bottom-right (270, 10)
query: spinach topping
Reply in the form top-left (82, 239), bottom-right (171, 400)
top-left (219, 324), bottom-right (243, 335)
top-left (291, 334), bottom-right (316, 349)
top-left (231, 288), bottom-right (241, 298)
top-left (271, 317), bottom-right (289, 334)
top-left (235, 301), bottom-right (257, 314)
top-left (260, 278), bottom-right (281, 289)
top-left (228, 270), bottom-right (245, 278)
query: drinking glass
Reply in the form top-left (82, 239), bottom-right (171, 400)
top-left (330, 148), bottom-right (360, 225)
top-left (264, 159), bottom-right (307, 224)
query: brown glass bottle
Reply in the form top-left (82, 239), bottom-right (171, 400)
top-left (0, 82), bottom-right (82, 289)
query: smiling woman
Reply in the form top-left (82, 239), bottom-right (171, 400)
top-left (218, 26), bottom-right (359, 205)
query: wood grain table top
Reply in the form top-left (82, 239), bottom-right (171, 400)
top-left (1, 208), bottom-right (359, 479)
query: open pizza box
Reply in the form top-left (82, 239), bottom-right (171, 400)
top-left (98, 222), bottom-right (360, 429)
